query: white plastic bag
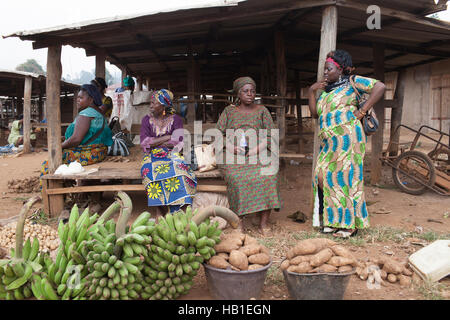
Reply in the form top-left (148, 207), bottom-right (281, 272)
top-left (194, 144), bottom-right (217, 173)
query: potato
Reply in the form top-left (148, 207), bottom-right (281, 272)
top-left (248, 264), bottom-right (264, 271)
top-left (382, 260), bottom-right (403, 275)
top-left (248, 253), bottom-right (270, 266)
top-left (289, 255), bottom-right (313, 265)
top-left (387, 274), bottom-right (397, 283)
top-left (310, 248), bottom-right (334, 267)
top-left (208, 256), bottom-right (230, 269)
top-left (398, 275), bottom-right (412, 287)
top-left (217, 252), bottom-right (229, 260)
top-left (287, 262), bottom-right (312, 274)
top-left (239, 244), bottom-right (261, 257)
top-left (311, 264), bottom-right (338, 273)
top-left (328, 256), bottom-right (357, 267)
top-left (229, 250), bottom-right (249, 271)
top-left (338, 265), bottom-right (354, 273)
top-left (214, 239), bottom-right (241, 253)
top-left (330, 245), bottom-right (355, 259)
top-left (280, 260), bottom-right (290, 270)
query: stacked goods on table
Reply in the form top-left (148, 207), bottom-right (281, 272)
top-left (280, 238), bottom-right (357, 273)
top-left (0, 219), bottom-right (59, 254)
top-left (7, 177), bottom-right (41, 193)
top-left (207, 232), bottom-right (271, 271)
top-left (356, 257), bottom-right (414, 287)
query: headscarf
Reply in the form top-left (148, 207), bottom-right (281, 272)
top-left (91, 77), bottom-right (108, 91)
top-left (123, 75), bottom-right (135, 88)
top-left (153, 89), bottom-right (175, 114)
top-left (81, 84), bottom-right (103, 107)
top-left (232, 76), bottom-right (256, 95)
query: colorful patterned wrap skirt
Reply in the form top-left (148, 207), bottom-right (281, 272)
top-left (40, 144), bottom-right (108, 182)
top-left (141, 147), bottom-right (197, 213)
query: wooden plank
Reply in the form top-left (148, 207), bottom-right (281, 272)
top-left (22, 76), bottom-right (32, 154)
top-left (48, 180), bottom-right (64, 218)
top-left (95, 51), bottom-right (106, 79)
top-left (275, 30), bottom-right (287, 152)
top-left (389, 70), bottom-right (406, 156)
top-left (72, 90), bottom-right (79, 121)
top-left (46, 184), bottom-right (227, 195)
top-left (46, 45), bottom-right (63, 173)
top-left (280, 153), bottom-right (307, 159)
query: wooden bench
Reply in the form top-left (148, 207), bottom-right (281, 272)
top-left (41, 166), bottom-right (226, 217)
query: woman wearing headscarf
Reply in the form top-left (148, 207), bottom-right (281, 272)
top-left (40, 84), bottom-right (113, 178)
top-left (216, 77), bottom-right (281, 235)
top-left (91, 77), bottom-right (113, 119)
top-left (140, 89), bottom-right (197, 219)
top-left (308, 49), bottom-right (386, 238)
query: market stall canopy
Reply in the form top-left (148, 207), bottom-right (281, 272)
top-left (0, 69), bottom-right (80, 98)
top-left (4, 0), bottom-right (450, 91)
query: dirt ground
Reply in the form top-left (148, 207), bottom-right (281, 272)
top-left (0, 129), bottom-right (449, 300)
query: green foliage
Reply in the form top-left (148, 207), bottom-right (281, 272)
top-left (16, 59), bottom-right (45, 75)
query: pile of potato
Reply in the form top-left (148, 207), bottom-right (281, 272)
top-left (357, 257), bottom-right (413, 287)
top-left (280, 238), bottom-right (358, 273)
top-left (207, 232), bottom-right (272, 271)
top-left (7, 177), bottom-right (41, 193)
top-left (0, 219), bottom-right (59, 254)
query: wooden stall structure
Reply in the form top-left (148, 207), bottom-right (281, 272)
top-left (0, 70), bottom-right (80, 152)
top-left (5, 0), bottom-right (450, 215)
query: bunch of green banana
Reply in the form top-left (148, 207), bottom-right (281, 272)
top-left (83, 194), bottom-right (153, 300)
top-left (141, 206), bottom-right (222, 300)
top-left (30, 204), bottom-right (100, 300)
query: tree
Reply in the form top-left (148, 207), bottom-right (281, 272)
top-left (16, 59), bottom-right (46, 75)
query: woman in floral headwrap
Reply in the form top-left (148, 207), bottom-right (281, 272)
top-left (140, 89), bottom-right (197, 218)
top-left (216, 77), bottom-right (281, 235)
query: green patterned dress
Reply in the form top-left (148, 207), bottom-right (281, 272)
top-left (216, 105), bottom-right (281, 216)
top-left (312, 75), bottom-right (379, 230)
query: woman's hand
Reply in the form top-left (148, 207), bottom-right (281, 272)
top-left (309, 81), bottom-right (327, 93)
top-left (353, 109), bottom-right (365, 120)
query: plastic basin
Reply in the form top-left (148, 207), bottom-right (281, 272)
top-left (203, 260), bottom-right (272, 300)
top-left (282, 259), bottom-right (355, 300)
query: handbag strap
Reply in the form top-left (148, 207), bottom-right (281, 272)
top-left (83, 116), bottom-right (106, 146)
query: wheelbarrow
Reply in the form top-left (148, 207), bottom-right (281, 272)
top-left (380, 125), bottom-right (450, 196)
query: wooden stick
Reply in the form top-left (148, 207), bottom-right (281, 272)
top-left (23, 76), bottom-right (33, 153)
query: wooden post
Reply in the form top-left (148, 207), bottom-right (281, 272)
top-left (38, 94), bottom-right (43, 121)
top-left (187, 41), bottom-right (196, 123)
top-left (370, 44), bottom-right (385, 185)
top-left (275, 30), bottom-right (287, 152)
top-left (73, 89), bottom-right (79, 121)
top-left (295, 71), bottom-right (304, 153)
top-left (95, 51), bottom-right (106, 79)
top-left (388, 70), bottom-right (406, 156)
top-left (23, 76), bottom-right (33, 153)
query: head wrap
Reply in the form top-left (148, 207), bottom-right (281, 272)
top-left (326, 57), bottom-right (341, 69)
top-left (81, 84), bottom-right (103, 107)
top-left (123, 76), bottom-right (135, 88)
top-left (92, 77), bottom-right (108, 91)
top-left (232, 76), bottom-right (256, 95)
top-left (153, 89), bottom-right (175, 115)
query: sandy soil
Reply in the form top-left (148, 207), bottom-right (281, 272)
top-left (0, 133), bottom-right (449, 300)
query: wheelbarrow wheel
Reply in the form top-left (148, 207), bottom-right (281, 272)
top-left (392, 150), bottom-right (436, 195)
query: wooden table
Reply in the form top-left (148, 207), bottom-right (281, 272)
top-left (41, 166), bottom-right (226, 217)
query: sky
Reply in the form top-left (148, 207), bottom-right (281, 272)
top-left (0, 0), bottom-right (449, 82)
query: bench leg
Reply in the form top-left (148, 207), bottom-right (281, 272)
top-left (47, 180), bottom-right (65, 219)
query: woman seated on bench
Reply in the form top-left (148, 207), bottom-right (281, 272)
top-left (140, 89), bottom-right (197, 219)
top-left (40, 84), bottom-right (113, 179)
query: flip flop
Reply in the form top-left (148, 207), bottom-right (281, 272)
top-left (321, 227), bottom-right (336, 234)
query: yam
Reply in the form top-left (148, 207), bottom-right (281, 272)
top-left (229, 250), bottom-right (249, 271)
top-left (338, 265), bottom-right (353, 273)
top-left (387, 274), bottom-right (397, 283)
top-left (380, 269), bottom-right (387, 280)
top-left (208, 256), bottom-right (230, 269)
top-left (217, 252), bottom-right (229, 260)
top-left (382, 260), bottom-right (403, 275)
top-left (248, 253), bottom-right (270, 266)
top-left (328, 256), bottom-right (357, 267)
top-left (402, 267), bottom-right (413, 277)
top-left (280, 260), bottom-right (290, 270)
top-left (289, 255), bottom-right (313, 265)
top-left (286, 240), bottom-right (317, 259)
top-left (248, 264), bottom-right (264, 271)
top-left (239, 244), bottom-right (261, 257)
top-left (309, 238), bottom-right (337, 252)
top-left (288, 262), bottom-right (312, 274)
top-left (311, 264), bottom-right (338, 273)
top-left (309, 248), bottom-right (334, 267)
top-left (398, 275), bottom-right (412, 287)
top-left (359, 267), bottom-right (369, 281)
top-left (214, 239), bottom-right (241, 253)
top-left (260, 245), bottom-right (271, 256)
top-left (230, 265), bottom-right (240, 272)
top-left (244, 235), bottom-right (258, 246)
top-left (330, 245), bottom-right (355, 259)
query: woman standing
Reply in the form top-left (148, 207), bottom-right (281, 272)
top-left (140, 89), bottom-right (197, 218)
top-left (216, 77), bottom-right (281, 235)
top-left (308, 50), bottom-right (386, 238)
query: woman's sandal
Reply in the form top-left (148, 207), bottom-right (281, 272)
top-left (333, 229), bottom-right (358, 238)
top-left (320, 227), bottom-right (336, 234)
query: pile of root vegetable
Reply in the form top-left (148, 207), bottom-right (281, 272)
top-left (7, 177), bottom-right (41, 193)
top-left (356, 257), bottom-right (414, 287)
top-left (0, 193), bottom-right (241, 300)
top-left (207, 232), bottom-right (272, 271)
